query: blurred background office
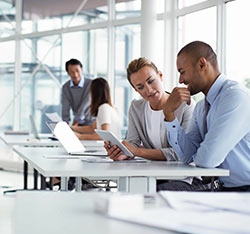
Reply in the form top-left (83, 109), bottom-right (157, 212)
top-left (0, 0), bottom-right (250, 170)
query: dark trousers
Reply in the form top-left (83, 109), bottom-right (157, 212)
top-left (219, 185), bottom-right (250, 192)
top-left (157, 178), bottom-right (209, 191)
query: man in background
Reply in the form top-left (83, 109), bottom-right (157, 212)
top-left (61, 58), bottom-right (94, 126)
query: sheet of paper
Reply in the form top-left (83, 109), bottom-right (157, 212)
top-left (43, 155), bottom-right (83, 159)
top-left (108, 206), bottom-right (250, 234)
top-left (98, 191), bottom-right (250, 233)
top-left (159, 191), bottom-right (250, 215)
top-left (45, 112), bottom-right (62, 122)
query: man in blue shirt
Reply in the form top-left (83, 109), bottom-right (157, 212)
top-left (163, 41), bottom-right (250, 191)
top-left (61, 58), bottom-right (95, 126)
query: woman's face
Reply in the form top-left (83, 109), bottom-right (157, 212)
top-left (130, 66), bottom-right (164, 103)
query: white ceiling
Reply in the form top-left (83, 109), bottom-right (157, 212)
top-left (22, 0), bottom-right (128, 19)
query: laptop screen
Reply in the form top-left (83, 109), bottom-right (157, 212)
top-left (54, 121), bottom-right (86, 154)
top-left (46, 121), bottom-right (58, 133)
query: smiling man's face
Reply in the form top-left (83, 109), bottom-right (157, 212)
top-left (177, 53), bottom-right (205, 96)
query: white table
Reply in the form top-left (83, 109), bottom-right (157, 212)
top-left (3, 191), bottom-right (172, 234)
top-left (0, 133), bottom-right (104, 190)
top-left (13, 146), bottom-right (229, 193)
top-left (5, 191), bottom-right (250, 234)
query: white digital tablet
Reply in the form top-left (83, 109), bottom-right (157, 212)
top-left (95, 129), bottom-right (133, 157)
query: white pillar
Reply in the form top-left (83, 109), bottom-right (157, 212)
top-left (108, 0), bottom-right (115, 102)
top-left (14, 0), bottom-right (22, 130)
top-left (164, 0), bottom-right (178, 91)
top-left (140, 0), bottom-right (157, 62)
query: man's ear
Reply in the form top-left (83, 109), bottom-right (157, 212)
top-left (199, 57), bottom-right (207, 70)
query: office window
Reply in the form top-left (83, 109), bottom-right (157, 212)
top-left (0, 41), bottom-right (15, 131)
top-left (20, 36), bottom-right (62, 132)
top-left (178, 7), bottom-right (216, 51)
top-left (62, 28), bottom-right (108, 77)
top-left (37, 18), bottom-right (62, 32)
top-left (177, 6), bottom-right (216, 101)
top-left (88, 28), bottom-right (108, 77)
top-left (62, 1), bottom-right (108, 27)
top-left (178, 0), bottom-right (207, 8)
top-left (156, 0), bottom-right (165, 14)
top-left (154, 20), bottom-right (164, 73)
top-left (226, 0), bottom-right (250, 88)
top-left (114, 24), bottom-right (140, 129)
top-left (115, 0), bottom-right (141, 20)
top-left (0, 0), bottom-right (15, 38)
top-left (62, 31), bottom-right (86, 74)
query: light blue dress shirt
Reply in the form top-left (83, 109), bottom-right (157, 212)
top-left (70, 76), bottom-right (85, 88)
top-left (164, 74), bottom-right (250, 187)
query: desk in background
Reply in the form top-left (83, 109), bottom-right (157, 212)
top-left (0, 133), bottom-right (104, 190)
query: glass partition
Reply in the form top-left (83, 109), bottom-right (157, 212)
top-left (0, 41), bottom-right (15, 131)
top-left (20, 36), bottom-right (62, 132)
top-left (115, 0), bottom-right (141, 20)
top-left (178, 0), bottom-right (207, 8)
top-left (114, 24), bottom-right (140, 130)
top-left (0, 0), bottom-right (16, 38)
top-left (177, 6), bottom-right (217, 101)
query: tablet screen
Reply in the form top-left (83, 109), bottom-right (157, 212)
top-left (95, 130), bottom-right (133, 157)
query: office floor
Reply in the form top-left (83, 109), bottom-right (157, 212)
top-left (0, 169), bottom-right (34, 234)
top-left (0, 168), bottom-right (34, 190)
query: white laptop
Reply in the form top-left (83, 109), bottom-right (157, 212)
top-left (53, 121), bottom-right (107, 156)
top-left (45, 112), bottom-right (62, 122)
top-left (29, 115), bottom-right (51, 140)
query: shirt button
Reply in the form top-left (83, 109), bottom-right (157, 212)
top-left (172, 125), bottom-right (176, 128)
top-left (175, 142), bottom-right (177, 144)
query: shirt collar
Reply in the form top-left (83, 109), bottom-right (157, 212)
top-left (206, 73), bottom-right (226, 105)
top-left (70, 75), bottom-right (85, 88)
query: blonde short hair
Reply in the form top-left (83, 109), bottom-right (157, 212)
top-left (127, 57), bottom-right (159, 87)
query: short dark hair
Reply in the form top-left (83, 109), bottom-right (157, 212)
top-left (65, 59), bottom-right (82, 72)
top-left (178, 41), bottom-right (218, 68)
top-left (127, 57), bottom-right (159, 87)
top-left (90, 78), bottom-right (112, 117)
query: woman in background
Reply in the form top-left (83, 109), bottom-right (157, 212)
top-left (72, 77), bottom-right (121, 140)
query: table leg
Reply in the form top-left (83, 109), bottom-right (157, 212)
top-left (40, 175), bottom-right (46, 190)
top-left (210, 176), bottom-right (215, 192)
top-left (34, 169), bottom-right (38, 190)
top-left (118, 177), bottom-right (156, 193)
top-left (24, 161), bottom-right (28, 190)
top-left (75, 177), bottom-right (82, 191)
top-left (60, 177), bottom-right (68, 191)
top-left (49, 177), bottom-right (53, 190)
